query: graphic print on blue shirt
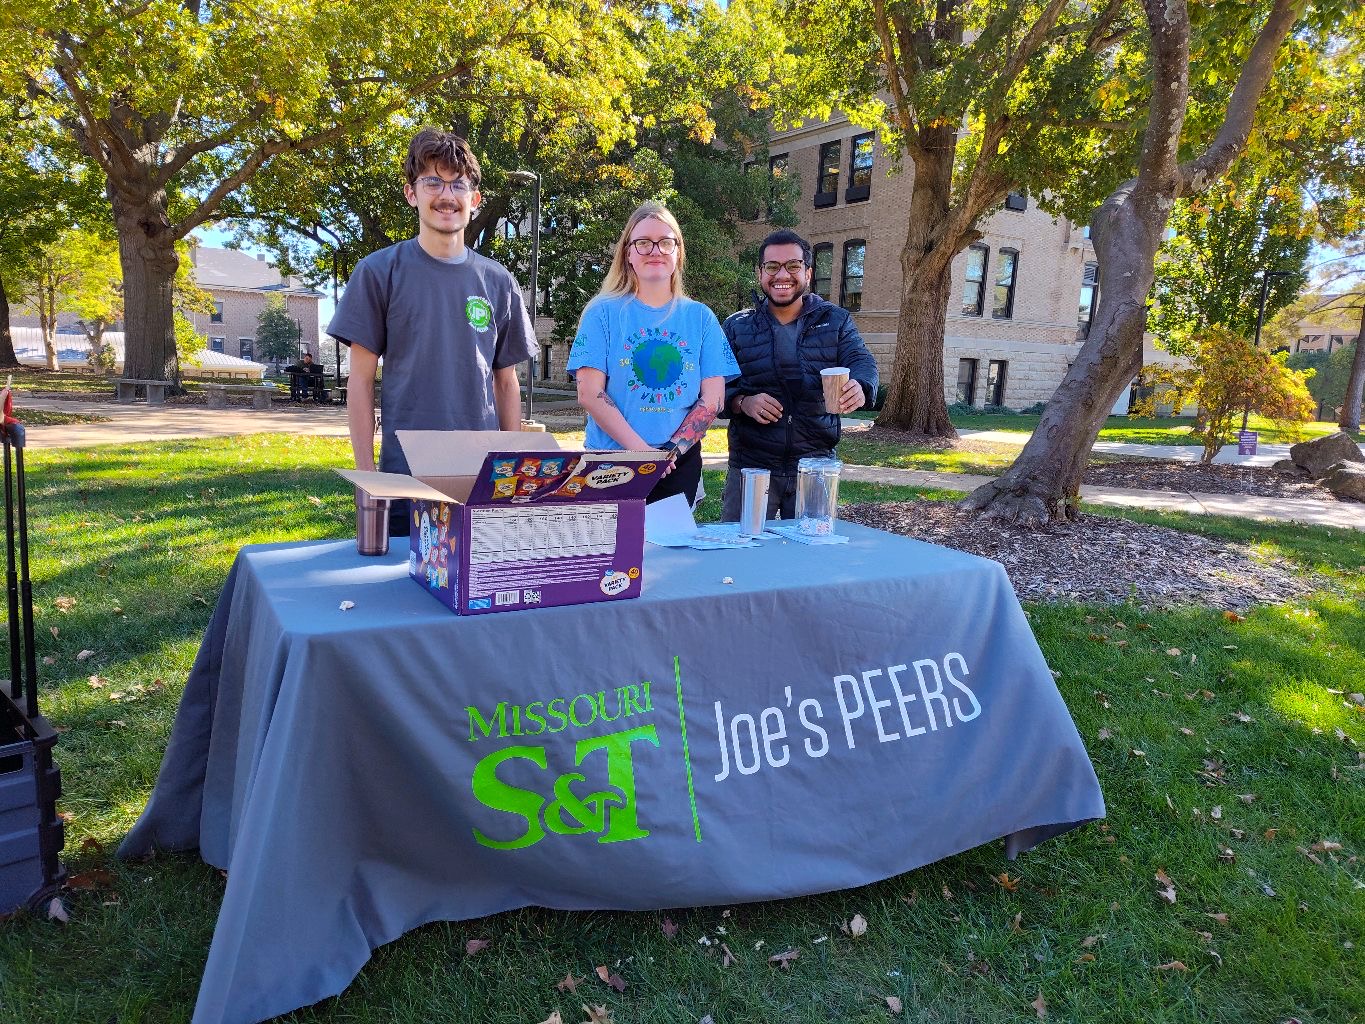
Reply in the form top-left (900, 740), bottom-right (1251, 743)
top-left (568, 295), bottom-right (738, 450)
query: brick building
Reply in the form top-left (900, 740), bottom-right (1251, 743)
top-left (185, 245), bottom-right (323, 364)
top-left (735, 114), bottom-right (1108, 411)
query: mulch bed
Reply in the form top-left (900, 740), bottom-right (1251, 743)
top-left (1082, 459), bottom-right (1339, 500)
top-left (841, 499), bottom-right (1321, 609)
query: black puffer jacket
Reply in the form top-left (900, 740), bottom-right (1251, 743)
top-left (723, 294), bottom-right (879, 471)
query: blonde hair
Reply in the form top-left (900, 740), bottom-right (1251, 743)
top-left (595, 202), bottom-right (689, 301)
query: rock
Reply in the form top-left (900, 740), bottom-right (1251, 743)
top-left (1320, 461), bottom-right (1365, 501)
top-left (1289, 432), bottom-right (1365, 479)
top-left (1271, 458), bottom-right (1308, 476)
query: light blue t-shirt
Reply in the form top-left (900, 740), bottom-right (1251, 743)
top-left (568, 294), bottom-right (739, 450)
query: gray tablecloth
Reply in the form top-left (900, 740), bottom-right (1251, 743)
top-left (120, 525), bottom-right (1104, 1024)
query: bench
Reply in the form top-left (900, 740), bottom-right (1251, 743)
top-left (114, 379), bottom-right (170, 405)
top-left (203, 383), bottom-right (279, 411)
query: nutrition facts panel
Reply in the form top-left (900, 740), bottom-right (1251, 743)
top-left (468, 503), bottom-right (618, 564)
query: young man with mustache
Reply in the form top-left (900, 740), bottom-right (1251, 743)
top-left (328, 128), bottom-right (537, 533)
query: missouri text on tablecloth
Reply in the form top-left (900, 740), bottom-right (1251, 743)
top-left (119, 526), bottom-right (1104, 1024)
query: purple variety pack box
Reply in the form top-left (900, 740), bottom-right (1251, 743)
top-left (339, 431), bottom-right (662, 615)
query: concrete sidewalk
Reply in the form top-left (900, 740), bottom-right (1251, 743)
top-left (14, 393), bottom-right (1361, 532)
top-left (953, 427), bottom-right (1292, 466)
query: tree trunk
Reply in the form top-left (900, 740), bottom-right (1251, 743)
top-left (41, 285), bottom-right (59, 371)
top-left (0, 274), bottom-right (19, 369)
top-left (876, 132), bottom-right (958, 437)
top-left (113, 193), bottom-right (181, 384)
top-left (1337, 303), bottom-right (1365, 433)
top-left (960, 183), bottom-right (1160, 525)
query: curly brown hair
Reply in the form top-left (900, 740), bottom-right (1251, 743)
top-left (403, 128), bottom-right (482, 189)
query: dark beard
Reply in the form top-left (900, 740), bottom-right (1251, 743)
top-left (764, 285), bottom-right (806, 309)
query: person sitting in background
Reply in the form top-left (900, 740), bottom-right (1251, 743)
top-left (284, 352), bottom-right (326, 403)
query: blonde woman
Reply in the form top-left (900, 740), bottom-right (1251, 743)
top-left (568, 202), bottom-right (739, 505)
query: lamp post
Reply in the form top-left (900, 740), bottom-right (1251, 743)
top-left (507, 169), bottom-right (541, 422)
top-left (1245, 268), bottom-right (1296, 431)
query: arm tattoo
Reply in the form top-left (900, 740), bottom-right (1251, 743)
top-left (596, 390), bottom-right (619, 410)
top-left (659, 398), bottom-right (718, 457)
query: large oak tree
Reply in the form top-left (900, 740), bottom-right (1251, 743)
top-left (963, 0), bottom-right (1355, 524)
top-left (0, 0), bottom-right (655, 384)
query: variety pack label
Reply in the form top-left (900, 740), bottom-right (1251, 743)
top-left (409, 450), bottom-right (658, 616)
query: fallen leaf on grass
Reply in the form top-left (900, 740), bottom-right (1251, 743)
top-left (1296, 846), bottom-right (1325, 866)
top-left (1210, 805), bottom-right (1223, 820)
top-left (1097, 728), bottom-right (1113, 740)
top-left (1031, 992), bottom-right (1047, 1019)
top-left (1166, 648), bottom-right (1182, 657)
top-left (49, 626), bottom-right (59, 639)
top-left (1217, 847), bottom-right (1236, 863)
top-left (1222, 611), bottom-right (1243, 622)
top-left (594, 966), bottom-right (626, 992)
top-left (885, 995), bottom-right (903, 1014)
top-left (1157, 961), bottom-right (1189, 971)
top-left (464, 939), bottom-right (490, 956)
top-left (556, 974), bottom-right (585, 994)
top-left (1264, 828), bottom-right (1278, 840)
top-left (768, 948), bottom-right (800, 969)
top-left (1075, 952), bottom-right (1096, 964)
top-left (76, 650), bottom-right (95, 661)
top-left (53, 597), bottom-right (76, 612)
top-left (1081, 934), bottom-right (1103, 949)
top-left (537, 1012), bottom-right (563, 1024)
top-left (42, 655), bottom-right (55, 665)
top-left (1155, 869), bottom-right (1177, 904)
top-left (1011, 912), bottom-right (1024, 934)
top-left (47, 897), bottom-right (69, 923)
top-left (1179, 727), bottom-right (1195, 736)
top-left (1232, 711), bottom-right (1254, 724)
top-left (1310, 840), bottom-right (1343, 853)
top-left (720, 943), bottom-right (737, 967)
top-left (87, 675), bottom-right (107, 689)
top-left (994, 872), bottom-right (1020, 891)
top-left (844, 913), bottom-right (868, 937)
top-left (1237, 793), bottom-right (1257, 805)
top-left (80, 837), bottom-right (105, 856)
top-left (660, 917), bottom-right (679, 938)
top-left (68, 867), bottom-right (115, 890)
top-left (1206, 912), bottom-right (1229, 925)
top-left (582, 1005), bottom-right (613, 1024)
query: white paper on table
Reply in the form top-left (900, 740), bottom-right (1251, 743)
top-left (768, 523), bottom-right (850, 545)
top-left (645, 494), bottom-right (760, 549)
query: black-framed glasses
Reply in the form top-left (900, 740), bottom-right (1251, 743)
top-left (629, 237), bottom-right (679, 256)
top-left (415, 176), bottom-right (473, 196)
top-left (760, 260), bottom-right (808, 276)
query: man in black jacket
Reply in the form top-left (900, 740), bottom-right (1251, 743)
top-left (722, 229), bottom-right (878, 521)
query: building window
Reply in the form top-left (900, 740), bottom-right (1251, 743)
top-left (955, 358), bottom-right (979, 406)
top-left (963, 244), bottom-right (988, 316)
top-left (1329, 334), bottom-right (1345, 353)
top-left (209, 336), bottom-right (225, 353)
top-left (812, 243), bottom-right (834, 301)
top-left (846, 133), bottom-right (874, 203)
top-left (840, 240), bottom-right (865, 312)
top-left (210, 300), bottom-right (224, 324)
top-left (815, 141), bottom-right (841, 208)
top-left (767, 154), bottom-right (788, 218)
top-left (993, 248), bottom-right (1018, 319)
top-left (1078, 261), bottom-right (1099, 336)
top-left (540, 344), bottom-right (552, 381)
top-left (1004, 192), bottom-right (1027, 212)
top-left (238, 338), bottom-right (254, 361)
top-left (986, 360), bottom-right (1008, 407)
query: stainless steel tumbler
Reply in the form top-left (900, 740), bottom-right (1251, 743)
top-left (738, 467), bottom-right (770, 538)
top-left (355, 488), bottom-right (392, 556)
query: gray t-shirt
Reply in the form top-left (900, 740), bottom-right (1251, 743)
top-left (327, 239), bottom-right (537, 475)
top-left (773, 317), bottom-right (802, 389)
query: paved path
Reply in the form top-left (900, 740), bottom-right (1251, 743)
top-left (15, 393), bottom-right (1361, 532)
top-left (952, 427), bottom-right (1292, 466)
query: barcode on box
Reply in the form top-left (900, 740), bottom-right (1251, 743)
top-left (494, 590), bottom-right (520, 607)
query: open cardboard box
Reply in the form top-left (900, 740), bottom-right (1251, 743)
top-left (337, 431), bottom-right (662, 615)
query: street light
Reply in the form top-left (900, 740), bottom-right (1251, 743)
top-left (1245, 268), bottom-right (1297, 431)
top-left (507, 169), bottom-right (541, 422)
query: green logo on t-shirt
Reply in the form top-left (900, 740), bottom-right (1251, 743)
top-left (466, 296), bottom-right (494, 332)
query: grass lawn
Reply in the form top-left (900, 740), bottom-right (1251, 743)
top-left (6, 367), bottom-right (117, 396)
top-left (1, 440), bottom-right (1361, 1024)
